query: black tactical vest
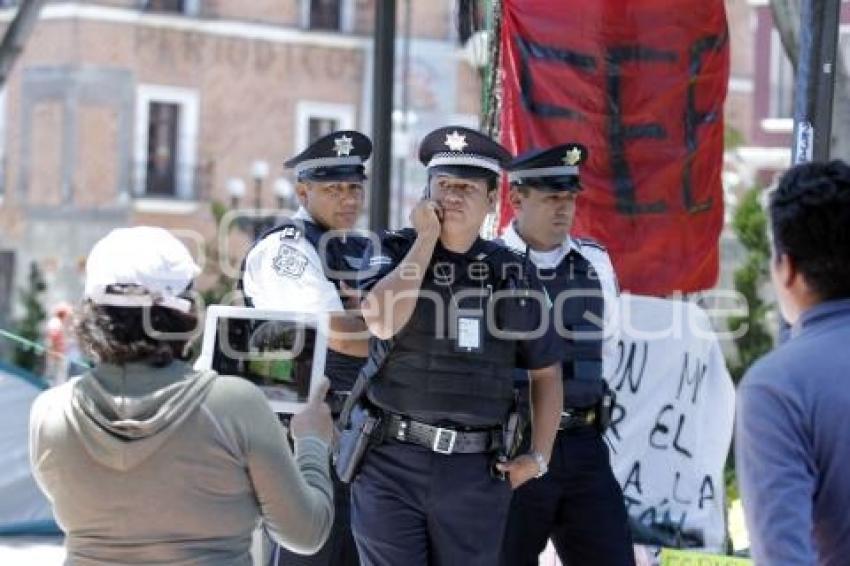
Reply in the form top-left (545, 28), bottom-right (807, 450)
top-left (538, 246), bottom-right (606, 408)
top-left (366, 235), bottom-right (534, 428)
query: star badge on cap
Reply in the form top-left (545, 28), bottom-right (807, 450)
top-left (285, 130), bottom-right (372, 181)
top-left (562, 146), bottom-right (584, 166)
top-left (334, 134), bottom-right (354, 157)
top-left (444, 131), bottom-right (468, 152)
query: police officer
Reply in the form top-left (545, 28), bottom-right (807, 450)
top-left (499, 144), bottom-right (635, 565)
top-left (349, 126), bottom-right (564, 566)
top-left (241, 130), bottom-right (373, 566)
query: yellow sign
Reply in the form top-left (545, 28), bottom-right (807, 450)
top-left (659, 548), bottom-right (752, 566)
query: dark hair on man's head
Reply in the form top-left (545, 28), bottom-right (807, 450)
top-left (75, 301), bottom-right (198, 367)
top-left (769, 159), bottom-right (850, 300)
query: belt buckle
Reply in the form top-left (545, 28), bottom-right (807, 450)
top-left (432, 427), bottom-right (457, 454)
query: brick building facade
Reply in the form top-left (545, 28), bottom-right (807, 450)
top-left (0, 0), bottom-right (482, 321)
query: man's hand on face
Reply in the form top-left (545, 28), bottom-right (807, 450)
top-left (410, 199), bottom-right (442, 243)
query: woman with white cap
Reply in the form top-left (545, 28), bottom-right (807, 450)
top-left (29, 226), bottom-right (334, 565)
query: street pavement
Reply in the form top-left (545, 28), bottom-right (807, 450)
top-left (0, 536), bottom-right (64, 565)
top-left (0, 535), bottom-right (561, 565)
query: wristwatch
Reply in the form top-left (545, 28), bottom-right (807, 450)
top-left (529, 450), bottom-right (548, 478)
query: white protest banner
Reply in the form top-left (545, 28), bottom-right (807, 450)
top-left (605, 294), bottom-right (735, 553)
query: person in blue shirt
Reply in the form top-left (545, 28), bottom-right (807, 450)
top-left (735, 160), bottom-right (850, 566)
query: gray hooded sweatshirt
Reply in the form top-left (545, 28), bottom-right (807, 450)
top-left (29, 361), bottom-right (333, 565)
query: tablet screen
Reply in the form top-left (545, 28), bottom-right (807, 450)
top-left (196, 306), bottom-right (328, 413)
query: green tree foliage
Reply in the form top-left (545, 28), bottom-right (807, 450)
top-left (199, 200), bottom-right (237, 307)
top-left (727, 188), bottom-right (774, 382)
top-left (13, 262), bottom-right (47, 372)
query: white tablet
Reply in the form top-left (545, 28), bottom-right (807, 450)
top-left (195, 305), bottom-right (329, 414)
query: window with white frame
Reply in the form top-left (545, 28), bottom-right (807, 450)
top-left (300, 0), bottom-right (354, 32)
top-left (141, 0), bottom-right (200, 16)
top-left (769, 29), bottom-right (794, 119)
top-left (134, 85), bottom-right (199, 199)
top-left (295, 101), bottom-right (355, 153)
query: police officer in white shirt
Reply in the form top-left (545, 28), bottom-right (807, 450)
top-left (241, 130), bottom-right (373, 566)
top-left (499, 143), bottom-right (635, 566)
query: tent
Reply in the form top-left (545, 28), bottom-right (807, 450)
top-left (0, 361), bottom-right (60, 535)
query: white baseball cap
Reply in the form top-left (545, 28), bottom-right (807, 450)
top-left (84, 227), bottom-right (201, 313)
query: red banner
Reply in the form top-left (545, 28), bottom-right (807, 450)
top-left (498, 1), bottom-right (729, 295)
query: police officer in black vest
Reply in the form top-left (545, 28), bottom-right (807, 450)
top-left (242, 130), bottom-right (373, 566)
top-left (499, 144), bottom-right (635, 565)
top-left (349, 126), bottom-right (564, 566)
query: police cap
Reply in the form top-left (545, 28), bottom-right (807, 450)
top-left (508, 143), bottom-right (589, 192)
top-left (285, 130), bottom-right (372, 182)
top-left (418, 126), bottom-right (511, 181)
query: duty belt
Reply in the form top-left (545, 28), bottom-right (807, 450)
top-left (559, 407), bottom-right (597, 430)
top-left (385, 414), bottom-right (501, 455)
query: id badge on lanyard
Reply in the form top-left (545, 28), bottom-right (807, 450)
top-left (455, 315), bottom-right (484, 353)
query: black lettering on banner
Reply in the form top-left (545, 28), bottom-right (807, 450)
top-left (649, 403), bottom-right (674, 451)
top-left (624, 494), bottom-right (642, 514)
top-left (638, 506), bottom-right (657, 526)
top-left (638, 500), bottom-right (687, 535)
top-left (682, 33), bottom-right (727, 213)
top-left (624, 460), bottom-right (643, 495)
top-left (660, 507), bottom-right (688, 533)
top-left (672, 412), bottom-right (693, 458)
top-left (613, 340), bottom-right (648, 394)
top-left (515, 35), bottom-right (596, 120)
top-left (649, 404), bottom-right (692, 458)
top-left (608, 399), bottom-right (626, 442)
top-left (672, 471), bottom-right (692, 505)
top-left (606, 46), bottom-right (676, 215)
top-left (698, 475), bottom-right (715, 510)
top-left (677, 353), bottom-right (708, 405)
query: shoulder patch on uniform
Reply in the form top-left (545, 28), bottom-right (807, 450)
top-left (272, 243), bottom-right (308, 278)
top-left (279, 225), bottom-right (302, 241)
top-left (574, 236), bottom-right (606, 252)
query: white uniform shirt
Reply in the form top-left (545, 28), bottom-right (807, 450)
top-left (500, 222), bottom-right (621, 380)
top-left (242, 207), bottom-right (344, 313)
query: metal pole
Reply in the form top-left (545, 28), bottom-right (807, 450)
top-left (253, 177), bottom-right (262, 241)
top-left (394, 0), bottom-right (411, 229)
top-left (369, 0), bottom-right (396, 231)
top-left (792, 0), bottom-right (841, 164)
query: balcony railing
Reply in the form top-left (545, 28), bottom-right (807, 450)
top-left (131, 159), bottom-right (213, 202)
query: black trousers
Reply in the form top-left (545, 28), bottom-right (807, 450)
top-left (501, 426), bottom-right (635, 566)
top-left (351, 440), bottom-right (512, 566)
top-left (274, 466), bottom-right (359, 566)
top-left (275, 351), bottom-right (365, 566)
